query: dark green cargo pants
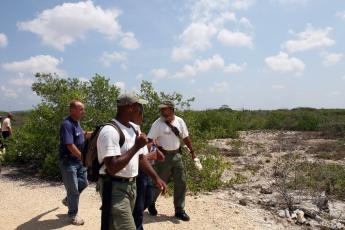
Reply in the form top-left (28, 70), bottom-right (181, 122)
top-left (152, 151), bottom-right (186, 213)
top-left (98, 177), bottom-right (137, 230)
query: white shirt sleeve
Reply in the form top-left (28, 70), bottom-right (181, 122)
top-left (180, 118), bottom-right (189, 139)
top-left (147, 119), bottom-right (160, 140)
top-left (97, 125), bottom-right (121, 163)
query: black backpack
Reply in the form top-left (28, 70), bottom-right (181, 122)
top-left (81, 120), bottom-right (125, 182)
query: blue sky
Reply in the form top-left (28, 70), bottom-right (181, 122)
top-left (0, 0), bottom-right (345, 111)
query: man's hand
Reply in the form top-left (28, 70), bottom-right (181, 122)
top-left (155, 149), bottom-right (165, 161)
top-left (154, 177), bottom-right (168, 195)
top-left (135, 133), bottom-right (148, 149)
top-left (84, 131), bottom-right (93, 139)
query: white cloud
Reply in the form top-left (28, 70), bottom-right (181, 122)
top-left (171, 54), bottom-right (246, 79)
top-left (173, 54), bottom-right (224, 79)
top-left (322, 53), bottom-right (343, 66)
top-left (171, 47), bottom-right (194, 62)
top-left (114, 81), bottom-right (125, 90)
top-left (151, 68), bottom-right (168, 78)
top-left (272, 0), bottom-right (310, 5)
top-left (283, 25), bottom-right (335, 53)
top-left (0, 33), bottom-right (8, 48)
top-left (17, 1), bottom-right (139, 51)
top-left (239, 17), bottom-right (253, 28)
top-left (230, 0), bottom-right (255, 10)
top-left (336, 11), bottom-right (345, 20)
top-left (217, 29), bottom-right (253, 48)
top-left (181, 23), bottom-right (217, 50)
top-left (265, 52), bottom-right (305, 74)
top-left (2, 55), bottom-right (64, 74)
top-left (120, 32), bottom-right (140, 50)
top-left (341, 75), bottom-right (345, 80)
top-left (272, 84), bottom-right (285, 90)
top-left (99, 51), bottom-right (127, 67)
top-left (9, 74), bottom-right (34, 86)
top-left (209, 81), bottom-right (229, 93)
top-left (172, 0), bottom-right (254, 62)
top-left (224, 62), bottom-right (247, 73)
top-left (172, 23), bottom-right (217, 62)
top-left (0, 86), bottom-right (17, 98)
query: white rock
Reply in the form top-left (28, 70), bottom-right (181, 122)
top-left (278, 210), bottom-right (285, 218)
top-left (296, 210), bottom-right (306, 224)
top-left (291, 213), bottom-right (297, 219)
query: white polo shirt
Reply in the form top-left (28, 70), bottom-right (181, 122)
top-left (1, 118), bottom-right (11, 132)
top-left (147, 116), bottom-right (189, 151)
top-left (97, 119), bottom-right (146, 178)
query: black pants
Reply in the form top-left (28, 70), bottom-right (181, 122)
top-left (2, 131), bottom-right (10, 139)
top-left (133, 170), bottom-right (154, 230)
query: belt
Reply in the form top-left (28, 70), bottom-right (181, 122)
top-left (101, 175), bottom-right (136, 183)
top-left (159, 147), bottom-right (180, 154)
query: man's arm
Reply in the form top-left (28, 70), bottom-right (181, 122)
top-left (183, 136), bottom-right (196, 159)
top-left (66, 144), bottom-right (82, 160)
top-left (145, 140), bottom-right (165, 161)
top-left (84, 131), bottom-right (93, 139)
top-left (104, 134), bottom-right (147, 175)
top-left (139, 155), bottom-right (167, 194)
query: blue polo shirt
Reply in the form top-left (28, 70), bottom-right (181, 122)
top-left (59, 116), bottom-right (84, 162)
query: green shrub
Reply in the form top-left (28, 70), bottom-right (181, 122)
top-left (293, 162), bottom-right (345, 200)
top-left (40, 153), bottom-right (60, 179)
top-left (182, 141), bottom-right (229, 193)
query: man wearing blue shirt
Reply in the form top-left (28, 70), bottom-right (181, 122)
top-left (59, 100), bottom-right (88, 225)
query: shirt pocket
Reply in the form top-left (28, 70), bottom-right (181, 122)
top-left (163, 127), bottom-right (172, 135)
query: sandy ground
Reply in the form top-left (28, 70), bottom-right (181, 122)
top-left (0, 167), bottom-right (296, 230)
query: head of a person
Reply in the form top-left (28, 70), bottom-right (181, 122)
top-left (117, 93), bottom-right (147, 123)
top-left (7, 113), bottom-right (13, 119)
top-left (159, 100), bottom-right (175, 122)
top-left (69, 100), bottom-right (85, 121)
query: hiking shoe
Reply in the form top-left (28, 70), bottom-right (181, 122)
top-left (71, 215), bottom-right (84, 225)
top-left (148, 204), bottom-right (158, 216)
top-left (62, 197), bottom-right (68, 207)
top-left (175, 211), bottom-right (190, 221)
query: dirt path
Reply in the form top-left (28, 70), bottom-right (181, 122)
top-left (0, 167), bottom-right (296, 230)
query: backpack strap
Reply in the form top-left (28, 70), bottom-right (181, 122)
top-left (104, 120), bottom-right (125, 148)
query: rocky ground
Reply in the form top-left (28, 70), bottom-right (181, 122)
top-left (1, 130), bottom-right (345, 229)
top-left (209, 130), bottom-right (345, 230)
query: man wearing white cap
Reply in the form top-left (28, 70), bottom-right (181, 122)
top-left (147, 100), bottom-right (199, 221)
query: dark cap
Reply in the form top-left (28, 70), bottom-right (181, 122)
top-left (158, 100), bottom-right (175, 108)
top-left (117, 92), bottom-right (148, 106)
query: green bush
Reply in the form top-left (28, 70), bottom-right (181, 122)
top-left (3, 75), bottom-right (228, 193)
top-left (293, 162), bottom-right (345, 200)
top-left (182, 141), bottom-right (229, 193)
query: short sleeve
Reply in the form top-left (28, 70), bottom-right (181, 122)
top-left (60, 121), bottom-right (74, 145)
top-left (180, 118), bottom-right (189, 139)
top-left (147, 120), bottom-right (159, 140)
top-left (97, 126), bottom-right (121, 163)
